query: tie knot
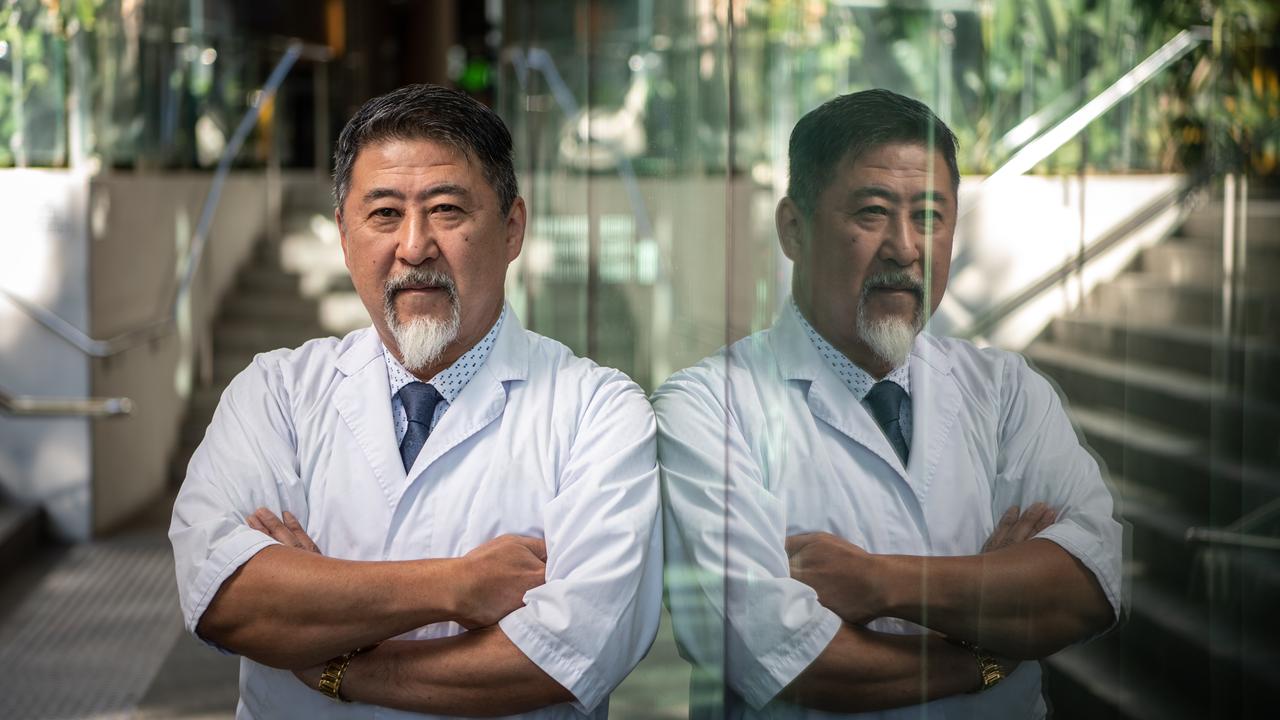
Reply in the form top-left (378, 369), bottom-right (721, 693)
top-left (864, 380), bottom-right (908, 425)
top-left (398, 382), bottom-right (442, 424)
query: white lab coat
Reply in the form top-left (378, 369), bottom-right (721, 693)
top-left (170, 307), bottom-right (663, 719)
top-left (654, 303), bottom-right (1122, 720)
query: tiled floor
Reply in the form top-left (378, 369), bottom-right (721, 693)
top-left (0, 495), bottom-right (691, 719)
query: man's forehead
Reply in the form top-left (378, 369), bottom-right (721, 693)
top-left (833, 143), bottom-right (954, 197)
top-left (351, 137), bottom-right (473, 179)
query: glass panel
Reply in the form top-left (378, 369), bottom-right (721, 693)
top-left (501, 0), bottom-right (1279, 717)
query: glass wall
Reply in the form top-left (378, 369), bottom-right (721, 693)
top-left (499, 0), bottom-right (1279, 717)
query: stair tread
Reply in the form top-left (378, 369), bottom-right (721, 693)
top-left (1069, 404), bottom-right (1280, 497)
top-left (1047, 641), bottom-right (1205, 720)
top-left (1059, 313), bottom-right (1280, 355)
top-left (1029, 342), bottom-right (1280, 418)
top-left (1128, 577), bottom-right (1280, 684)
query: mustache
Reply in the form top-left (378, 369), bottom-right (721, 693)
top-left (861, 270), bottom-right (924, 298)
top-left (383, 267), bottom-right (459, 306)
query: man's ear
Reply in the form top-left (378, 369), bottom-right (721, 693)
top-left (504, 196), bottom-right (527, 263)
top-left (776, 196), bottom-right (805, 262)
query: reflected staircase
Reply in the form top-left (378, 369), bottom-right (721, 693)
top-left (1031, 185), bottom-right (1280, 719)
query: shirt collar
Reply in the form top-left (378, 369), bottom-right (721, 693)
top-left (383, 306), bottom-right (506, 404)
top-left (789, 299), bottom-right (911, 400)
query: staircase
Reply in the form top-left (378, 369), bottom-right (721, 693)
top-left (1030, 185), bottom-right (1280, 719)
top-left (170, 187), bottom-right (360, 483)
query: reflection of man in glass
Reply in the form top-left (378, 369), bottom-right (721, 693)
top-left (655, 89), bottom-right (1121, 718)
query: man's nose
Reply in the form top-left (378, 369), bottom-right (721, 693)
top-left (396, 213), bottom-right (438, 265)
top-left (880, 212), bottom-right (922, 266)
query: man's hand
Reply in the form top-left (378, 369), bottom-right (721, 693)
top-left (982, 503), bottom-right (1056, 553)
top-left (245, 510), bottom-right (546, 630)
top-left (247, 508), bottom-right (321, 553)
top-left (785, 532), bottom-right (885, 625)
top-left (452, 535), bottom-right (549, 629)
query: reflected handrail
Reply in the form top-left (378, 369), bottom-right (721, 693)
top-left (0, 384), bottom-right (132, 417)
top-left (0, 39), bottom-right (328, 359)
top-left (976, 26), bottom-right (1211, 194)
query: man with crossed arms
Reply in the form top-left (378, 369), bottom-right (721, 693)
top-left (170, 84), bottom-right (661, 718)
top-left (655, 89), bottom-right (1121, 718)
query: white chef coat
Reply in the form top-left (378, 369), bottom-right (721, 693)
top-left (170, 305), bottom-right (662, 719)
top-left (653, 301), bottom-right (1122, 720)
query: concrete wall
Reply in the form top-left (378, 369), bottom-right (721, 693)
top-left (87, 172), bottom-right (278, 535)
top-left (0, 168), bottom-right (330, 539)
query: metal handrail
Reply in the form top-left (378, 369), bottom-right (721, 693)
top-left (978, 26), bottom-right (1211, 191)
top-left (0, 385), bottom-right (132, 417)
top-left (0, 39), bottom-right (328, 359)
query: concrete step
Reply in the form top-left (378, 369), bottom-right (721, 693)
top-left (1071, 405), bottom-right (1280, 525)
top-left (235, 265), bottom-right (301, 294)
top-left (1048, 315), bottom-right (1280, 399)
top-left (1141, 241), bottom-right (1280, 289)
top-left (1181, 200), bottom-right (1280, 241)
top-left (1044, 640), bottom-right (1206, 720)
top-left (220, 293), bottom-right (323, 324)
top-left (0, 499), bottom-right (44, 582)
top-left (1087, 275), bottom-right (1280, 338)
top-left (1091, 578), bottom-right (1280, 717)
top-left (1028, 343), bottom-right (1280, 467)
top-left (213, 319), bottom-right (329, 353)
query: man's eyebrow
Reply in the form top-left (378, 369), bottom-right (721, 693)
top-left (361, 187), bottom-right (405, 204)
top-left (849, 186), bottom-right (899, 203)
top-left (359, 184), bottom-right (473, 205)
top-left (415, 183), bottom-right (472, 204)
top-left (913, 190), bottom-right (950, 204)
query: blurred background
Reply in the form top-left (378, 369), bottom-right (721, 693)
top-left (0, 0), bottom-right (1277, 717)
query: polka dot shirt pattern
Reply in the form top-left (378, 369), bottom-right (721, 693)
top-left (385, 307), bottom-right (506, 443)
top-left (790, 301), bottom-right (914, 448)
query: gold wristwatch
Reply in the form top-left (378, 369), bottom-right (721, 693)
top-left (317, 645), bottom-right (378, 702)
top-left (952, 639), bottom-right (1006, 692)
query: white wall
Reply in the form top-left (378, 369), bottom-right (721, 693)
top-left (0, 169), bottom-right (329, 539)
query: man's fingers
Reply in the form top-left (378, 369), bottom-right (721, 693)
top-left (1008, 502), bottom-right (1049, 544)
top-left (1031, 506), bottom-right (1058, 535)
top-left (492, 534), bottom-right (548, 561)
top-left (983, 505), bottom-right (1019, 552)
top-left (250, 508), bottom-right (307, 550)
top-left (282, 511), bottom-right (322, 554)
top-left (785, 533), bottom-right (824, 556)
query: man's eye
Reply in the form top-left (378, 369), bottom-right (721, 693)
top-left (914, 209), bottom-right (943, 223)
top-left (858, 206), bottom-right (889, 217)
top-left (371, 207), bottom-right (401, 219)
top-left (432, 204), bottom-right (463, 215)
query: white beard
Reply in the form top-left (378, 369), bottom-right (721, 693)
top-left (857, 306), bottom-right (920, 369)
top-left (387, 303), bottom-right (460, 372)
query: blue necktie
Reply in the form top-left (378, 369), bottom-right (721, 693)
top-left (398, 382), bottom-right (443, 472)
top-left (865, 380), bottom-right (910, 465)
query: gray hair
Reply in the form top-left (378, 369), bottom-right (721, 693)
top-left (333, 84), bottom-right (518, 218)
top-left (788, 89), bottom-right (960, 218)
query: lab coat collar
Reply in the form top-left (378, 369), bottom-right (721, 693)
top-left (770, 300), bottom-right (959, 512)
top-left (331, 301), bottom-right (530, 509)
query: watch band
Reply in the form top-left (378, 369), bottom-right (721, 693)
top-left (317, 651), bottom-right (358, 702)
top-left (951, 639), bottom-right (1006, 692)
top-left (317, 644), bottom-right (379, 702)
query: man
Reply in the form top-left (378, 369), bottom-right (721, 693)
top-left (170, 84), bottom-right (662, 718)
top-left (655, 89), bottom-right (1121, 718)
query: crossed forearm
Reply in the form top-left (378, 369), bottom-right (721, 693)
top-left (781, 625), bottom-right (979, 713)
top-left (875, 538), bottom-right (1114, 658)
top-left (318, 627), bottom-right (574, 715)
top-left (197, 545), bottom-right (462, 668)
